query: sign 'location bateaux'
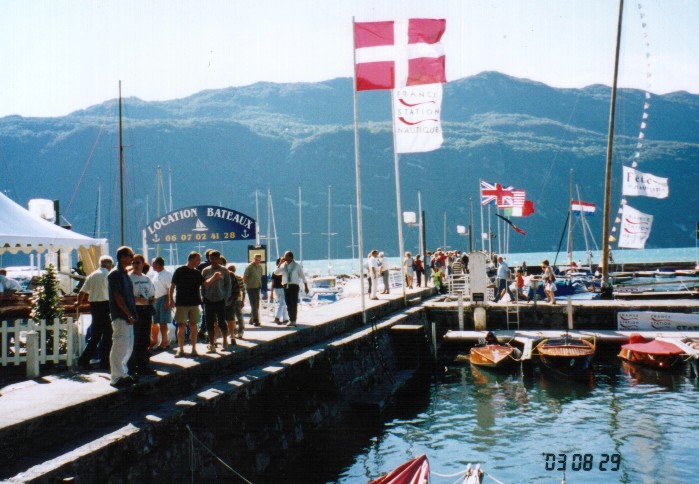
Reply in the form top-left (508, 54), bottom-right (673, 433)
top-left (143, 206), bottom-right (256, 245)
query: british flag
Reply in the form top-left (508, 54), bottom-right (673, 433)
top-left (480, 181), bottom-right (514, 206)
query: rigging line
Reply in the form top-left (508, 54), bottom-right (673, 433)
top-left (185, 425), bottom-right (253, 484)
top-left (65, 99), bottom-right (117, 217)
top-left (534, 89), bottom-right (583, 206)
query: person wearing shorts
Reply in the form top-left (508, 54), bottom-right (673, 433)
top-left (169, 252), bottom-right (205, 358)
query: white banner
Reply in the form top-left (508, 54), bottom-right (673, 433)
top-left (618, 311), bottom-right (699, 331)
top-left (393, 83), bottom-right (443, 153)
top-left (622, 166), bottom-right (669, 199)
top-left (618, 204), bottom-right (653, 249)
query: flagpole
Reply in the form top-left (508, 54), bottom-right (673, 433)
top-left (479, 180), bottom-right (485, 252)
top-left (469, 196), bottom-right (473, 253)
top-left (390, 90), bottom-right (407, 303)
top-left (488, 205), bottom-right (492, 257)
top-left (495, 206), bottom-right (502, 254)
top-left (352, 17), bottom-right (367, 322)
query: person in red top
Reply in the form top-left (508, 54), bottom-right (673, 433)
top-left (514, 268), bottom-right (529, 302)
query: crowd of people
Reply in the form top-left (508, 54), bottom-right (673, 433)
top-left (73, 245), bottom-right (308, 389)
top-left (381, 247), bottom-right (556, 304)
top-left (3, 244), bottom-right (560, 389)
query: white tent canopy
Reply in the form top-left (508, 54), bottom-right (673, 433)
top-left (0, 191), bottom-right (107, 255)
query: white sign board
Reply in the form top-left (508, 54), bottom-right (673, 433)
top-left (617, 311), bottom-right (699, 331)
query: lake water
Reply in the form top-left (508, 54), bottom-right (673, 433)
top-left (297, 247), bottom-right (698, 276)
top-left (292, 358), bottom-right (699, 484)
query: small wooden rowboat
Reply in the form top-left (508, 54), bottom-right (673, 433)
top-left (618, 334), bottom-right (685, 370)
top-left (536, 334), bottom-right (595, 378)
top-left (469, 344), bottom-right (522, 369)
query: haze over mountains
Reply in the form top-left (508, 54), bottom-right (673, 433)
top-left (1, 72), bottom-right (697, 263)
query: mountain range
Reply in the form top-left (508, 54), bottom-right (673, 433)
top-left (1, 71), bottom-right (697, 264)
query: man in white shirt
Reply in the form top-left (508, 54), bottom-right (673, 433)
top-left (274, 251), bottom-right (308, 327)
top-left (76, 256), bottom-right (114, 370)
top-left (150, 257), bottom-right (172, 351)
top-left (0, 269), bottom-right (22, 292)
top-left (368, 249), bottom-right (380, 300)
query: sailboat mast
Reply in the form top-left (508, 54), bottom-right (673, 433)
top-left (255, 189), bottom-right (260, 246)
top-left (568, 169), bottom-right (573, 268)
top-left (601, 0), bottom-right (625, 295)
top-left (156, 166), bottom-right (162, 257)
top-left (266, 188), bottom-right (272, 257)
top-left (576, 185), bottom-right (592, 266)
top-left (118, 80), bottom-right (125, 246)
top-left (349, 205), bottom-right (356, 261)
top-left (322, 185), bottom-right (337, 272)
top-left (96, 180), bottom-right (101, 238)
top-left (298, 186), bottom-right (303, 263)
top-left (443, 210), bottom-right (447, 249)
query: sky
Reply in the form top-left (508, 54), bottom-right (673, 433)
top-left (1, 0), bottom-right (698, 118)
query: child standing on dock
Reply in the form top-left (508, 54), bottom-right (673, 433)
top-left (542, 259), bottom-right (557, 304)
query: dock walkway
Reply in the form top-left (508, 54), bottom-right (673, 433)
top-left (0, 287), bottom-right (432, 480)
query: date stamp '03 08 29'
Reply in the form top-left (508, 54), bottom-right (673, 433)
top-left (543, 453), bottom-right (621, 472)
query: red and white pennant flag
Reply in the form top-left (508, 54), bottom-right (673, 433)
top-left (354, 19), bottom-right (446, 91)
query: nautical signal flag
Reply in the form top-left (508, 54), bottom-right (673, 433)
top-left (571, 200), bottom-right (596, 216)
top-left (495, 213), bottom-right (526, 236)
top-left (354, 19), bottom-right (446, 91)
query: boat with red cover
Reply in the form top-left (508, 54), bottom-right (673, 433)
top-left (369, 454), bottom-right (430, 484)
top-left (369, 454), bottom-right (483, 484)
top-left (618, 334), bottom-right (686, 370)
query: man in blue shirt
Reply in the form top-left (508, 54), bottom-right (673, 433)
top-left (108, 246), bottom-right (138, 388)
top-left (496, 256), bottom-right (515, 302)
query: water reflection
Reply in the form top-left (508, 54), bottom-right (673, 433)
top-left (621, 361), bottom-right (692, 390)
top-left (281, 360), bottom-right (699, 483)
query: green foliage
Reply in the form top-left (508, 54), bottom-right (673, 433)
top-left (31, 264), bottom-right (64, 324)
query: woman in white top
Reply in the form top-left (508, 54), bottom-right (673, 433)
top-left (128, 255), bottom-right (156, 375)
top-left (403, 252), bottom-right (414, 289)
top-left (542, 259), bottom-right (557, 305)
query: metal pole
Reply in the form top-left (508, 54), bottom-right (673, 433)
top-left (418, 191), bottom-right (424, 258)
top-left (601, 0), bottom-right (625, 298)
top-left (390, 91), bottom-right (407, 302)
top-left (352, 17), bottom-right (366, 322)
top-left (118, 81), bottom-right (125, 246)
top-left (479, 180), bottom-right (485, 252)
top-left (469, 196), bottom-right (473, 253)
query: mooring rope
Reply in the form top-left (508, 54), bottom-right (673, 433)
top-left (186, 425), bottom-right (253, 484)
top-left (431, 464), bottom-right (507, 484)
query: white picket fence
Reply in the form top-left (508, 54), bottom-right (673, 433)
top-left (1, 317), bottom-right (77, 368)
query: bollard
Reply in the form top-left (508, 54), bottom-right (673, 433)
top-left (474, 306), bottom-right (487, 331)
top-left (26, 330), bottom-right (40, 378)
top-left (458, 292), bottom-right (464, 331)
